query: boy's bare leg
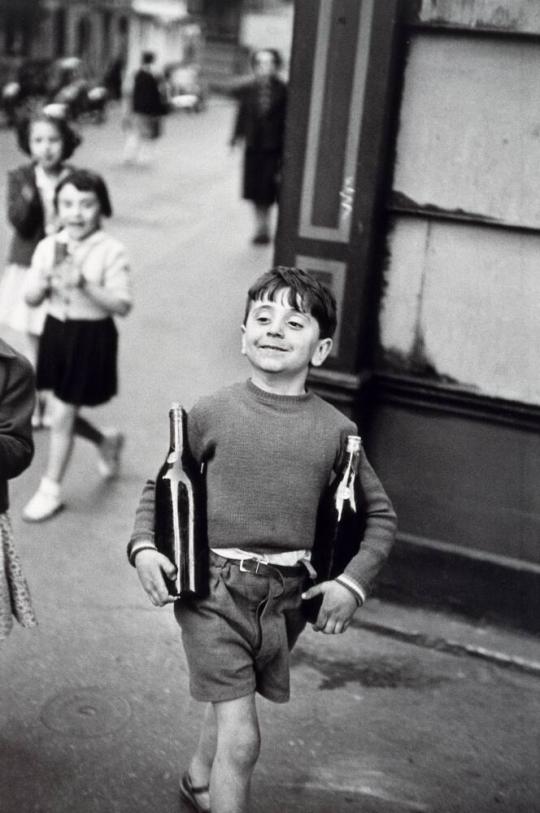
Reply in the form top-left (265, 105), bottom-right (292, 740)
top-left (211, 693), bottom-right (260, 813)
top-left (187, 703), bottom-right (216, 811)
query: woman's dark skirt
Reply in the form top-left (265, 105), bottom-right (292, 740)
top-left (242, 148), bottom-right (282, 205)
top-left (36, 315), bottom-right (118, 406)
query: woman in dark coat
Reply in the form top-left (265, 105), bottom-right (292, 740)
top-left (230, 49), bottom-right (287, 244)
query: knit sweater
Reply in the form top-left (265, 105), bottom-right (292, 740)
top-left (130, 380), bottom-right (397, 594)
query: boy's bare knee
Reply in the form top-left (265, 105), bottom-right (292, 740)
top-left (220, 725), bottom-right (260, 770)
top-left (214, 695), bottom-right (260, 769)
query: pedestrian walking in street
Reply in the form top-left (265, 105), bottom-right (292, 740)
top-left (128, 267), bottom-right (397, 813)
top-left (0, 337), bottom-right (37, 640)
top-left (21, 169), bottom-right (133, 523)
top-left (230, 49), bottom-right (287, 245)
top-left (122, 51), bottom-right (168, 165)
top-left (0, 108), bottom-right (82, 428)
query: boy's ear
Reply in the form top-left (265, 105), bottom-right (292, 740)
top-left (311, 337), bottom-right (333, 367)
top-left (240, 324), bottom-right (246, 355)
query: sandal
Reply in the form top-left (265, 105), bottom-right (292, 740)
top-left (179, 772), bottom-right (211, 813)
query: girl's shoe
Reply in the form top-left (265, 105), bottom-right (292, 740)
top-left (22, 478), bottom-right (64, 523)
top-left (179, 772), bottom-right (211, 813)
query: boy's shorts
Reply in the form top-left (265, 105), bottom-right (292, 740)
top-left (174, 552), bottom-right (308, 703)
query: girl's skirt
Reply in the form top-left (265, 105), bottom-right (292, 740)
top-left (36, 315), bottom-right (118, 406)
top-left (0, 264), bottom-right (48, 336)
top-left (0, 512), bottom-right (37, 641)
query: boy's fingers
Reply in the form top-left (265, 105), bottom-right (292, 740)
top-left (160, 557), bottom-right (178, 579)
top-left (301, 583), bottom-right (324, 600)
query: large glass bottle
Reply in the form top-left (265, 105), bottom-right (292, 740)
top-left (303, 435), bottom-right (365, 622)
top-left (154, 403), bottom-right (209, 598)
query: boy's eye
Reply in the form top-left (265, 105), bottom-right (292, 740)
top-left (288, 319), bottom-right (304, 329)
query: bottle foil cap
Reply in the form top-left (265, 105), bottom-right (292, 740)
top-left (346, 435), bottom-right (362, 452)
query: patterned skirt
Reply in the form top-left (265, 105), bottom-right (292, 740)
top-left (0, 512), bottom-right (37, 640)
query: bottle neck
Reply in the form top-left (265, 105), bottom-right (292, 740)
top-left (168, 406), bottom-right (185, 460)
top-left (335, 439), bottom-right (362, 518)
top-left (342, 447), bottom-right (360, 488)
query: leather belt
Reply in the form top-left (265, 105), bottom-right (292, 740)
top-left (213, 554), bottom-right (306, 579)
top-left (239, 558), bottom-right (306, 578)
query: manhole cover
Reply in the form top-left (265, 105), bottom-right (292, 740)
top-left (40, 687), bottom-right (131, 738)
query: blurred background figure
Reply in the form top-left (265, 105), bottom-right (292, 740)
top-left (0, 337), bottom-right (36, 640)
top-left (230, 48), bottom-right (287, 245)
top-left (123, 51), bottom-right (168, 166)
top-left (104, 55), bottom-right (125, 103)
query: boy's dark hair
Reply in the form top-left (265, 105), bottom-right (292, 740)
top-left (250, 48), bottom-right (283, 71)
top-left (17, 109), bottom-right (82, 160)
top-left (142, 51), bottom-right (155, 65)
top-left (244, 266), bottom-right (337, 339)
top-left (54, 169), bottom-right (113, 217)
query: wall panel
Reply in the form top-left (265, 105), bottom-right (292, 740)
top-left (380, 218), bottom-right (540, 404)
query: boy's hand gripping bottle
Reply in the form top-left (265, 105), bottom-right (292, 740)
top-left (154, 403), bottom-right (209, 598)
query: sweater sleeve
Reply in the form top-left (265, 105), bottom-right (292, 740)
top-left (127, 479), bottom-right (156, 564)
top-left (341, 451), bottom-right (397, 596)
top-left (101, 242), bottom-right (132, 312)
top-left (231, 89), bottom-right (248, 144)
top-left (7, 168), bottom-right (43, 239)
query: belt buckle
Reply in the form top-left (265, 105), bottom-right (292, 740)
top-left (239, 558), bottom-right (260, 574)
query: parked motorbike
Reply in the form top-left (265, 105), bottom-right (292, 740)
top-left (0, 57), bottom-right (108, 127)
top-left (164, 62), bottom-right (207, 113)
top-left (0, 57), bottom-right (51, 127)
top-left (1, 80), bottom-right (21, 126)
top-left (49, 58), bottom-right (108, 123)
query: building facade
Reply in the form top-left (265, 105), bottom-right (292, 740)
top-left (276, 0), bottom-right (540, 631)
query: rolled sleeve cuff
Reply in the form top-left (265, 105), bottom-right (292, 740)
top-left (127, 536), bottom-right (157, 566)
top-left (336, 574), bottom-right (366, 606)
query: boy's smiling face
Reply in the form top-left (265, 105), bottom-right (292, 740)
top-left (241, 288), bottom-right (333, 394)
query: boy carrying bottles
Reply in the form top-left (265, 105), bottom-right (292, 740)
top-left (128, 267), bottom-right (397, 813)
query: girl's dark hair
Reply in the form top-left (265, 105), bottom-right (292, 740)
top-left (250, 48), bottom-right (283, 71)
top-left (54, 169), bottom-right (113, 217)
top-left (244, 266), bottom-right (337, 339)
top-left (16, 109), bottom-right (82, 160)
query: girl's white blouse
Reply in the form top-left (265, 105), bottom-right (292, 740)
top-left (25, 229), bottom-right (132, 321)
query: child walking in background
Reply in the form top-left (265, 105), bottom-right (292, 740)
top-left (22, 169), bottom-right (133, 523)
top-left (0, 109), bottom-right (82, 427)
top-left (128, 267), bottom-right (397, 813)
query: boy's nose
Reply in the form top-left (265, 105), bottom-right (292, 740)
top-left (266, 319), bottom-right (285, 336)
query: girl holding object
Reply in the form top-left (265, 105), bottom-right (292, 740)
top-left (0, 109), bottom-right (81, 426)
top-left (22, 169), bottom-right (133, 523)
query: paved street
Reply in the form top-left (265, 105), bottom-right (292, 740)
top-left (1, 102), bottom-right (540, 813)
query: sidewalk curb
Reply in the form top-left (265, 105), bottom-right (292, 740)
top-left (354, 619), bottom-right (540, 678)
